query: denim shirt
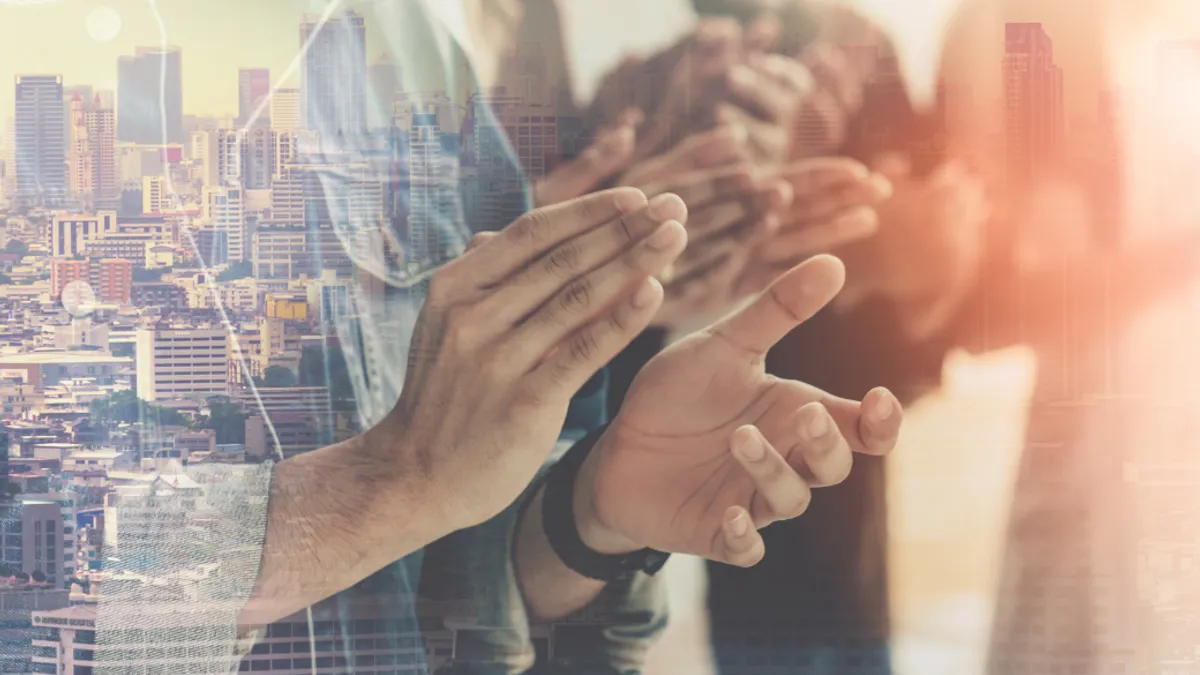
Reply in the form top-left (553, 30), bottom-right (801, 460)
top-left (93, 2), bottom-right (665, 673)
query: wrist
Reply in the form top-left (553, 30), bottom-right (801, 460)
top-left (359, 418), bottom-right (466, 536)
top-left (572, 430), bottom-right (640, 555)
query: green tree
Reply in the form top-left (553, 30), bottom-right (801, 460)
top-left (262, 365), bottom-right (297, 387)
top-left (299, 345), bottom-right (353, 400)
top-left (194, 398), bottom-right (248, 445)
top-left (3, 240), bottom-right (28, 256)
top-left (215, 261), bottom-right (253, 282)
top-left (89, 390), bottom-right (186, 427)
top-left (0, 273), bottom-right (11, 285)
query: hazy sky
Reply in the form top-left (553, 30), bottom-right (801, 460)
top-left (0, 0), bottom-right (1110, 125)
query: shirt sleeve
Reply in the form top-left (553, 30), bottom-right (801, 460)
top-left (93, 461), bottom-right (274, 675)
top-left (419, 370), bottom-right (669, 675)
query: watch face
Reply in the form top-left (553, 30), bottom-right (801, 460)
top-left (62, 280), bottom-right (97, 318)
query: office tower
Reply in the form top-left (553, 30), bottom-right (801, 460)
top-left (117, 46), bottom-right (184, 144)
top-left (203, 185), bottom-right (246, 262)
top-left (368, 53), bottom-right (401, 129)
top-left (0, 499), bottom-right (64, 585)
top-left (85, 100), bottom-right (118, 208)
top-left (1, 117), bottom-right (15, 198)
top-left (300, 11), bottom-right (367, 135)
top-left (142, 175), bottom-right (166, 213)
top-left (407, 105), bottom-right (456, 273)
top-left (213, 127), bottom-right (277, 189)
top-left (467, 89), bottom-right (527, 233)
top-left (1003, 23), bottom-right (1065, 186)
top-left (191, 129), bottom-right (219, 186)
top-left (237, 67), bottom-right (271, 128)
top-left (67, 93), bottom-right (92, 198)
top-left (270, 87), bottom-right (302, 131)
top-left (69, 94), bottom-right (118, 210)
top-left (14, 75), bottom-right (68, 207)
top-left (62, 84), bottom-right (93, 148)
top-left (48, 211), bottom-right (117, 257)
top-left (135, 326), bottom-right (229, 401)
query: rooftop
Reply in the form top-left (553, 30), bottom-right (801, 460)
top-left (0, 352), bottom-right (130, 366)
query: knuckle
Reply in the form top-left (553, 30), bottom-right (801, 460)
top-left (512, 209), bottom-right (550, 246)
top-left (778, 491), bottom-right (812, 520)
top-left (545, 240), bottom-right (582, 276)
top-left (441, 307), bottom-right (481, 353)
top-left (560, 277), bottom-right (594, 314)
top-left (568, 328), bottom-right (600, 364)
top-left (512, 384), bottom-right (544, 410)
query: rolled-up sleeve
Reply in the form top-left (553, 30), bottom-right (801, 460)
top-left (421, 370), bottom-right (669, 675)
top-left (94, 461), bottom-right (275, 675)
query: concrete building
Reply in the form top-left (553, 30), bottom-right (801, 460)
top-left (134, 326), bottom-right (228, 402)
top-left (0, 352), bottom-right (130, 388)
top-left (117, 46), bottom-right (183, 145)
top-left (14, 75), bottom-right (67, 208)
top-left (48, 211), bottom-right (116, 258)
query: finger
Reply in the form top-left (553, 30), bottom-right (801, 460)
top-left (791, 91), bottom-right (849, 157)
top-left (714, 103), bottom-right (789, 162)
top-left (731, 425), bottom-right (813, 527)
top-left (711, 254), bottom-right (846, 355)
top-left (803, 43), bottom-right (860, 113)
top-left (467, 188), bottom-right (648, 287)
top-left (755, 52), bottom-right (815, 96)
top-left (536, 126), bottom-right (636, 205)
top-left (491, 194), bottom-right (689, 326)
top-left (512, 220), bottom-right (688, 370)
top-left (821, 387), bottom-right (903, 456)
top-left (790, 174), bottom-right (892, 223)
top-left (762, 205), bottom-right (879, 262)
top-left (466, 232), bottom-right (498, 252)
top-left (713, 505), bottom-right (766, 568)
top-left (676, 210), bottom-right (778, 279)
top-left (782, 157), bottom-right (872, 197)
top-left (645, 164), bottom-right (759, 211)
top-left (624, 125), bottom-right (750, 188)
top-left (727, 64), bottom-right (796, 125)
top-left (525, 276), bottom-right (665, 400)
top-left (744, 14), bottom-right (781, 54)
top-left (789, 402), bottom-right (854, 488)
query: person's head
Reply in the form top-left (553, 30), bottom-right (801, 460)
top-left (692, 0), bottom-right (786, 22)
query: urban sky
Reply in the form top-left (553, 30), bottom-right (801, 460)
top-left (0, 0), bottom-right (1138, 123)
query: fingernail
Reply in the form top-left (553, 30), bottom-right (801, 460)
top-left (730, 124), bottom-right (749, 144)
top-left (648, 193), bottom-right (681, 221)
top-left (807, 408), bottom-right (830, 439)
top-left (872, 393), bottom-right (895, 421)
top-left (631, 277), bottom-right (661, 308)
top-left (870, 173), bottom-right (893, 199)
top-left (729, 511), bottom-right (750, 537)
top-left (646, 221), bottom-right (682, 251)
top-left (737, 429), bottom-right (765, 462)
top-left (730, 65), bottom-right (755, 87)
top-left (613, 188), bottom-right (647, 213)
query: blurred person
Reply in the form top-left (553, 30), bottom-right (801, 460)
top-left (82, 2), bottom-right (907, 675)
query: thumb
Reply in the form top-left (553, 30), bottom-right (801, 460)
top-left (712, 254), bottom-right (845, 355)
top-left (535, 125), bottom-right (636, 206)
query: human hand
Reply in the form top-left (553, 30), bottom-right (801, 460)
top-left (737, 156), bottom-right (891, 294)
top-left (837, 155), bottom-right (991, 339)
top-left (573, 255), bottom-right (903, 564)
top-left (533, 109), bottom-right (642, 207)
top-left (373, 188), bottom-right (691, 531)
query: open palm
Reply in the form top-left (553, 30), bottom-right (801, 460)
top-left (586, 255), bottom-right (902, 566)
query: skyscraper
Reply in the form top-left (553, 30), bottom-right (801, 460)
top-left (117, 46), bottom-right (184, 144)
top-left (68, 94), bottom-right (117, 210)
top-left (237, 67), bottom-right (271, 128)
top-left (270, 88), bottom-right (302, 131)
top-left (1003, 23), bottom-right (1065, 187)
top-left (367, 53), bottom-right (401, 130)
top-left (300, 11), bottom-right (367, 136)
top-left (14, 75), bottom-right (67, 207)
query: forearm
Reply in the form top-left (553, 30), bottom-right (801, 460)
top-left (239, 430), bottom-right (443, 630)
top-left (514, 436), bottom-right (638, 622)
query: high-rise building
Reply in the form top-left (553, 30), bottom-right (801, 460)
top-left (368, 53), bottom-right (402, 129)
top-left (50, 257), bottom-right (132, 304)
top-left (203, 185), bottom-right (246, 262)
top-left (142, 175), bottom-right (166, 213)
top-left (14, 75), bottom-right (67, 207)
top-left (213, 127), bottom-right (277, 189)
top-left (117, 46), bottom-right (184, 144)
top-left (135, 326), bottom-right (229, 401)
top-left (48, 211), bottom-right (116, 257)
top-left (85, 101), bottom-right (118, 208)
top-left (68, 94), bottom-right (118, 209)
top-left (1003, 23), bottom-right (1065, 186)
top-left (0, 499), bottom-right (64, 585)
top-left (301, 11), bottom-right (367, 135)
top-left (270, 87), bottom-right (302, 131)
top-left (237, 67), bottom-right (271, 128)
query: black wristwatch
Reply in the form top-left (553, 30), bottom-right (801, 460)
top-left (541, 425), bottom-right (671, 582)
